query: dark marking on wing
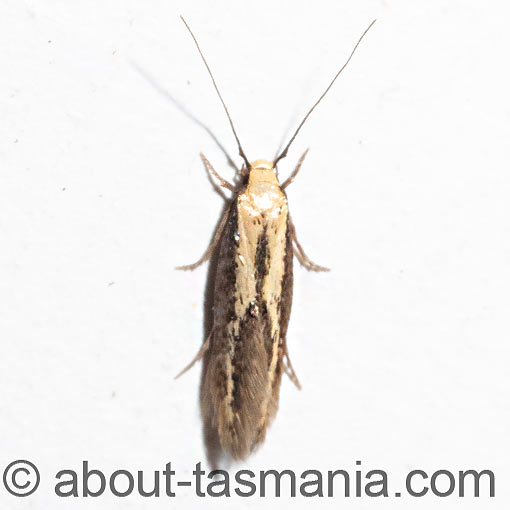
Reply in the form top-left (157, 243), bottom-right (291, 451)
top-left (254, 227), bottom-right (268, 298)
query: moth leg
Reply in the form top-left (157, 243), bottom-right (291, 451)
top-left (281, 148), bottom-right (309, 189)
top-left (174, 330), bottom-right (212, 379)
top-left (200, 152), bottom-right (234, 191)
top-left (283, 346), bottom-right (302, 390)
top-left (289, 216), bottom-right (330, 272)
top-left (175, 206), bottom-right (229, 270)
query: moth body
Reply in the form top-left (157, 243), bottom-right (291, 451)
top-left (201, 160), bottom-right (292, 459)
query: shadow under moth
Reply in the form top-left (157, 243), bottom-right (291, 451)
top-left (176, 16), bottom-right (375, 463)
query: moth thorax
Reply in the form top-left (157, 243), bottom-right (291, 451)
top-left (248, 159), bottom-right (278, 185)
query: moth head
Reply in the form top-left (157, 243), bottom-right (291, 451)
top-left (248, 159), bottom-right (278, 184)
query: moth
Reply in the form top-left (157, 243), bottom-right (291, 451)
top-left (176, 17), bottom-right (375, 462)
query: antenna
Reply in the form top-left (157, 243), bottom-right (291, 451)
top-left (181, 16), bottom-right (250, 168)
top-left (273, 19), bottom-right (376, 166)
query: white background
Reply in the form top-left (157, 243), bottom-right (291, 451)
top-left (1, 0), bottom-right (509, 508)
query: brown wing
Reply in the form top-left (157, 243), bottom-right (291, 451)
top-left (200, 195), bottom-right (294, 460)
